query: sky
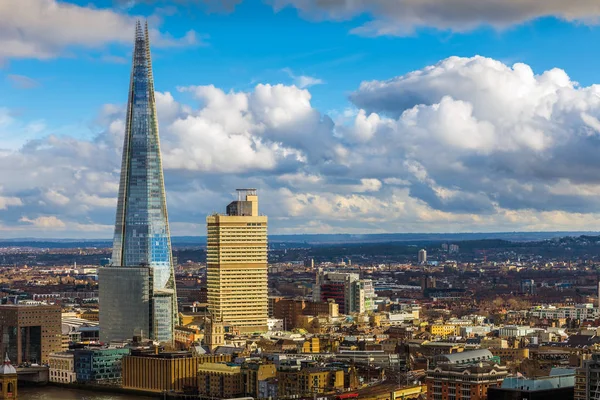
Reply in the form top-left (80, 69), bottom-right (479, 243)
top-left (4, 1), bottom-right (600, 238)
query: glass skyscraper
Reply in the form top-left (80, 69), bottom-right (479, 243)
top-left (99, 21), bottom-right (177, 344)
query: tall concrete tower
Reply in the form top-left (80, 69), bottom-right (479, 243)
top-left (207, 189), bottom-right (268, 333)
top-left (99, 21), bottom-right (177, 344)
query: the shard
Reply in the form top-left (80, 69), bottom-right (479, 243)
top-left (99, 21), bottom-right (178, 344)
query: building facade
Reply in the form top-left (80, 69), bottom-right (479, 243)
top-left (426, 351), bottom-right (508, 400)
top-left (99, 20), bottom-right (177, 344)
top-left (278, 368), bottom-right (345, 397)
top-left (122, 351), bottom-right (231, 393)
top-left (74, 348), bottom-right (130, 383)
top-left (49, 352), bottom-right (76, 384)
top-left (197, 363), bottom-right (244, 398)
top-left (313, 271), bottom-right (374, 314)
top-left (206, 189), bottom-right (268, 333)
top-left (418, 249), bottom-right (427, 264)
top-left (241, 362), bottom-right (277, 397)
top-left (0, 304), bottom-right (62, 365)
top-left (576, 353), bottom-right (600, 400)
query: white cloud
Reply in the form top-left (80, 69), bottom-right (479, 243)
top-left (6, 56), bottom-right (600, 236)
top-left (269, 0), bottom-right (600, 36)
top-left (20, 215), bottom-right (66, 229)
top-left (282, 68), bottom-right (325, 89)
top-left (0, 0), bottom-right (203, 60)
top-left (0, 195), bottom-right (23, 210)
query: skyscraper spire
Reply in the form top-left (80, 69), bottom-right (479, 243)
top-left (100, 21), bottom-right (177, 344)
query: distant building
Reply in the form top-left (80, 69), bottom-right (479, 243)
top-left (449, 244), bottom-right (459, 254)
top-left (529, 304), bottom-right (597, 321)
top-left (521, 279), bottom-right (535, 295)
top-left (273, 298), bottom-right (338, 330)
top-left (418, 249), bottom-right (427, 264)
top-left (498, 325), bottom-right (538, 338)
top-left (49, 352), bottom-right (76, 384)
top-left (313, 270), bottom-right (374, 314)
top-left (207, 189), bottom-right (268, 333)
top-left (0, 303), bottom-right (62, 364)
top-left (74, 347), bottom-right (130, 383)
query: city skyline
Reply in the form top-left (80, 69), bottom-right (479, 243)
top-left (4, 1), bottom-right (600, 237)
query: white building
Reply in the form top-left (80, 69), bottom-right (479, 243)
top-left (529, 304), bottom-right (597, 320)
top-left (49, 352), bottom-right (76, 384)
top-left (498, 325), bottom-right (538, 338)
top-left (388, 308), bottom-right (420, 325)
top-left (418, 249), bottom-right (427, 264)
top-left (267, 318), bottom-right (284, 332)
top-left (460, 326), bottom-right (491, 337)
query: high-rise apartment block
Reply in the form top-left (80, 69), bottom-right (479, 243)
top-left (0, 304), bottom-right (62, 365)
top-left (99, 21), bottom-right (177, 344)
top-left (207, 189), bottom-right (268, 333)
top-left (313, 270), bottom-right (375, 314)
top-left (418, 249), bottom-right (427, 264)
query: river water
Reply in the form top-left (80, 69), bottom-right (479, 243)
top-left (20, 386), bottom-right (156, 400)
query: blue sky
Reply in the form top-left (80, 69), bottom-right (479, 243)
top-left (3, 0), bottom-right (600, 237)
top-left (5, 2), bottom-right (600, 129)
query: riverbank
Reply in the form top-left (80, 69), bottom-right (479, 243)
top-left (20, 386), bottom-right (156, 400)
top-left (49, 382), bottom-right (164, 398)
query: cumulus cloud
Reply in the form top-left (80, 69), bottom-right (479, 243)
top-left (7, 56), bottom-right (600, 236)
top-left (20, 216), bottom-right (66, 229)
top-left (345, 56), bottom-right (600, 215)
top-left (0, 0), bottom-right (204, 61)
top-left (269, 0), bottom-right (600, 35)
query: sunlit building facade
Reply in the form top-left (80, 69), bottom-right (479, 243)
top-left (207, 189), bottom-right (268, 333)
top-left (99, 21), bottom-right (177, 344)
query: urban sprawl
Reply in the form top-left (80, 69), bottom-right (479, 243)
top-left (1, 21), bottom-right (600, 400)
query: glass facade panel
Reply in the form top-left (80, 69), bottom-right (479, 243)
top-left (101, 21), bottom-right (177, 343)
top-left (99, 267), bottom-right (151, 342)
top-left (153, 292), bottom-right (174, 343)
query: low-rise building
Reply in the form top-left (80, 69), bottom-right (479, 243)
top-left (489, 369), bottom-right (575, 400)
top-left (426, 350), bottom-right (508, 400)
top-left (197, 363), bottom-right (243, 398)
top-left (74, 347), bottom-right (130, 383)
top-left (489, 348), bottom-right (530, 364)
top-left (429, 324), bottom-right (459, 337)
top-left (530, 304), bottom-right (597, 321)
top-left (49, 352), bottom-right (76, 384)
top-left (259, 377), bottom-right (278, 399)
top-left (278, 368), bottom-right (344, 397)
top-left (498, 326), bottom-right (538, 338)
top-left (241, 362), bottom-right (277, 397)
top-left (122, 350), bottom-right (232, 393)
